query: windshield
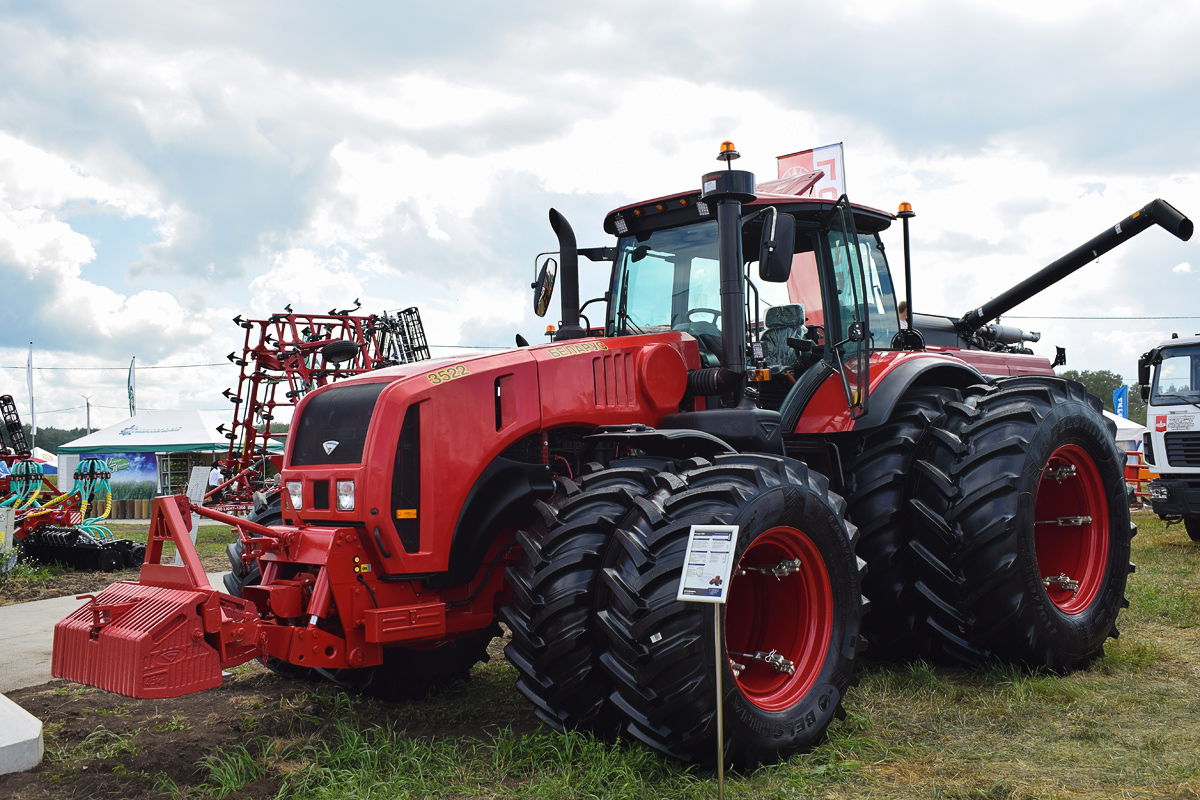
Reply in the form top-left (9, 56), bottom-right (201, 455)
top-left (612, 221), bottom-right (721, 337)
top-left (1153, 345), bottom-right (1200, 405)
top-left (609, 214), bottom-right (901, 356)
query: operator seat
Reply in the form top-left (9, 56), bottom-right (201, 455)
top-left (761, 304), bottom-right (806, 370)
top-left (673, 319), bottom-right (723, 367)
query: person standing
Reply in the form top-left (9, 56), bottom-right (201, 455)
top-left (207, 460), bottom-right (225, 505)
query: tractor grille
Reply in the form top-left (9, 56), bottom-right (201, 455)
top-left (291, 381), bottom-right (387, 465)
top-left (593, 353), bottom-right (635, 408)
top-left (1165, 432), bottom-right (1200, 467)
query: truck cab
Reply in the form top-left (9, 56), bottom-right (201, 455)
top-left (1140, 335), bottom-right (1200, 537)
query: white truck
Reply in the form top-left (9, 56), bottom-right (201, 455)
top-left (1139, 334), bottom-right (1200, 541)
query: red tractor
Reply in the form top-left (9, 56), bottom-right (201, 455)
top-left (53, 145), bottom-right (1191, 766)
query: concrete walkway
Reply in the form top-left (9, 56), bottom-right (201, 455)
top-left (0, 572), bottom-right (230, 693)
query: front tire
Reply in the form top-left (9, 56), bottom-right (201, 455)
top-left (1184, 516), bottom-right (1200, 542)
top-left (500, 460), bottom-right (669, 733)
top-left (597, 454), bottom-right (866, 766)
top-left (910, 377), bottom-right (1134, 669)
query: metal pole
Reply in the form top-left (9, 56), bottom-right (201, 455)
top-left (901, 215), bottom-right (913, 331)
top-left (715, 604), bottom-right (725, 800)
top-left (83, 396), bottom-right (92, 434)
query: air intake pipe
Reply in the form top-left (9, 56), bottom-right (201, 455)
top-left (957, 198), bottom-right (1193, 332)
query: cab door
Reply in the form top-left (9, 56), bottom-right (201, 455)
top-left (821, 196), bottom-right (871, 419)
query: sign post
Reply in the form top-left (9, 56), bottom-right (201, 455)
top-left (676, 524), bottom-right (740, 799)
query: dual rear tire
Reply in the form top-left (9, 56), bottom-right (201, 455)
top-left (909, 377), bottom-right (1134, 669)
top-left (503, 453), bottom-right (866, 766)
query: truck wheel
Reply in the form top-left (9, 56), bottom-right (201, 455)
top-left (843, 385), bottom-right (960, 660)
top-left (1185, 517), bottom-right (1200, 542)
top-left (501, 460), bottom-right (670, 734)
top-left (597, 454), bottom-right (866, 766)
top-left (910, 377), bottom-right (1134, 669)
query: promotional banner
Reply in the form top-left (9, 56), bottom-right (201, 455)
top-left (1113, 385), bottom-right (1129, 419)
top-left (776, 143), bottom-right (846, 200)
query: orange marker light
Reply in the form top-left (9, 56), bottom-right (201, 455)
top-left (717, 140), bottom-right (741, 162)
top-left (898, 202), bottom-right (912, 213)
top-left (545, 325), bottom-right (556, 335)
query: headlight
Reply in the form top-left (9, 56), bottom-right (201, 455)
top-left (1149, 483), bottom-right (1168, 501)
top-left (336, 480), bottom-right (355, 511)
top-left (286, 481), bottom-right (303, 510)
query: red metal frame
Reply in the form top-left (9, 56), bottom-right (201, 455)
top-left (212, 307), bottom-right (430, 512)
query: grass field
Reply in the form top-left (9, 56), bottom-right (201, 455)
top-left (3, 512), bottom-right (1198, 799)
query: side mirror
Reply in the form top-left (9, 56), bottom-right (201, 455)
top-left (1137, 352), bottom-right (1152, 387)
top-left (758, 211), bottom-right (795, 283)
top-left (1140, 384), bottom-right (1151, 402)
top-left (532, 256), bottom-right (558, 318)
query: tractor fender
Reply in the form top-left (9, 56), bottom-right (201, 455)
top-left (852, 358), bottom-right (983, 431)
top-left (584, 426), bottom-right (736, 460)
top-left (427, 456), bottom-right (554, 589)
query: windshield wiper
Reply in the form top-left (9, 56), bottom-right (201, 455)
top-left (615, 268), bottom-right (643, 335)
top-left (1155, 393), bottom-right (1200, 411)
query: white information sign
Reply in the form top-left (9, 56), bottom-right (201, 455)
top-left (676, 525), bottom-right (739, 603)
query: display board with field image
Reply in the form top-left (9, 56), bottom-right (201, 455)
top-left (92, 453), bottom-right (160, 500)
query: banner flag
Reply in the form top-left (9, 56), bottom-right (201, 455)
top-left (1113, 385), bottom-right (1129, 419)
top-left (776, 142), bottom-right (846, 200)
top-left (26, 342), bottom-right (36, 435)
top-left (128, 357), bottom-right (136, 417)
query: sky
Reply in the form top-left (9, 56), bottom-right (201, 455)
top-left (0, 0), bottom-right (1198, 434)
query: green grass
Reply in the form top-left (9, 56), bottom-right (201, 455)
top-left (32, 511), bottom-right (1200, 799)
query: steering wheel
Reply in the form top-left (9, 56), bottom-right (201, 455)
top-left (683, 307), bottom-right (721, 325)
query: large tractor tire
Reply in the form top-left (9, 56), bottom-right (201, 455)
top-left (597, 454), bottom-right (866, 767)
top-left (372, 622), bottom-right (502, 700)
top-left (223, 495), bottom-right (282, 597)
top-left (501, 459), bottom-right (670, 734)
top-left (909, 377), bottom-right (1134, 670)
top-left (843, 385), bottom-right (960, 660)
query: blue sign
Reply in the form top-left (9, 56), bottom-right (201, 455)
top-left (1113, 385), bottom-right (1129, 419)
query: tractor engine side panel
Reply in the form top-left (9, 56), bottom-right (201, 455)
top-left (281, 333), bottom-right (694, 579)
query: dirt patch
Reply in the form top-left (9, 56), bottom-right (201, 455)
top-left (0, 638), bottom-right (535, 800)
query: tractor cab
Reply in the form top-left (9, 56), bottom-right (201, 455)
top-left (595, 173), bottom-right (901, 418)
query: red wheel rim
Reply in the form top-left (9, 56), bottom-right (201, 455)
top-left (1034, 444), bottom-right (1109, 614)
top-left (723, 527), bottom-right (833, 711)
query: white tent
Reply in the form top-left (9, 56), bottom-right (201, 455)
top-left (57, 410), bottom-right (229, 496)
top-left (59, 410), bottom-right (228, 455)
top-left (1103, 410), bottom-right (1147, 451)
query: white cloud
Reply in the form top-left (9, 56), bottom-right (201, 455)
top-left (3, 2), bottom-right (1200, 428)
